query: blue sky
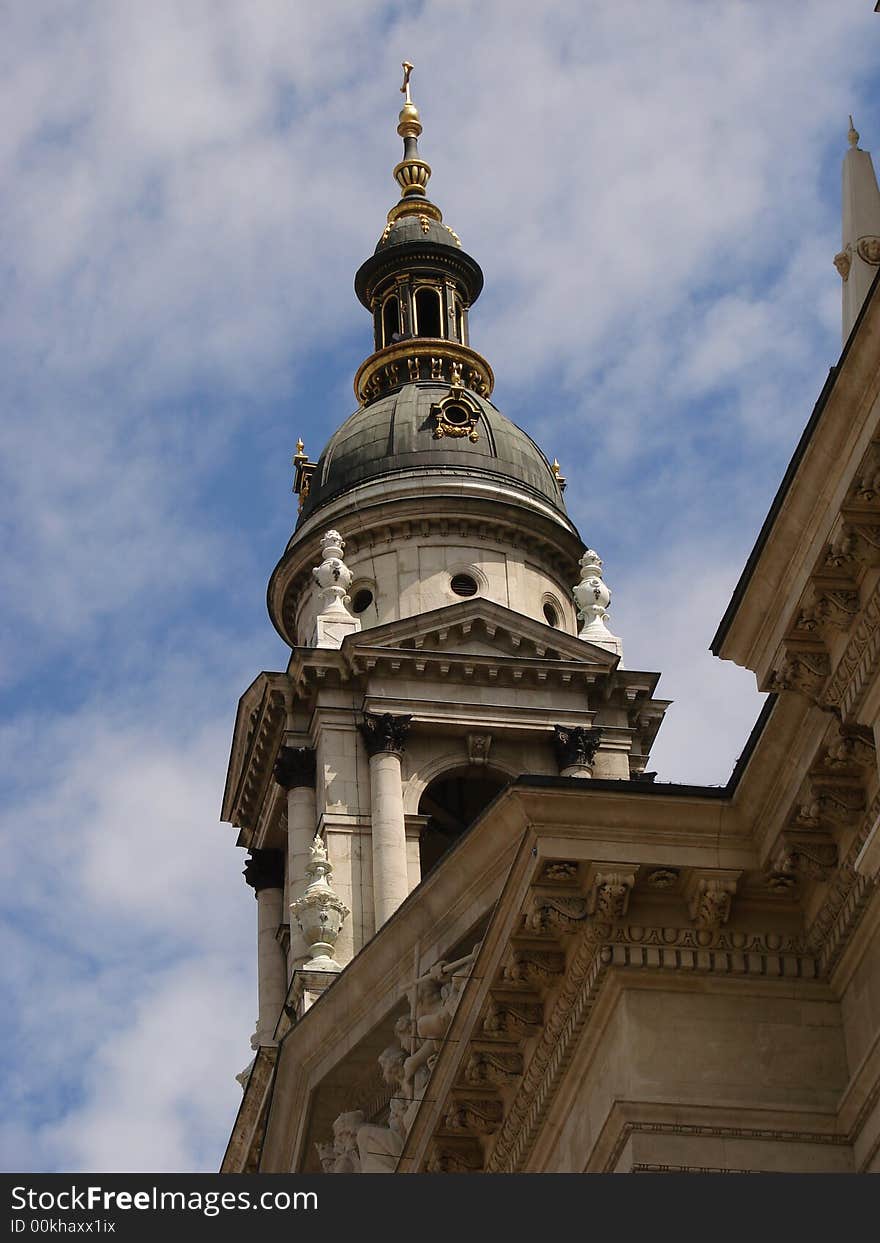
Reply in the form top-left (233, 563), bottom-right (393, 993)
top-left (2, 0), bottom-right (880, 1172)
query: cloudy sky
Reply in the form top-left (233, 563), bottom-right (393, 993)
top-left (2, 0), bottom-right (879, 1174)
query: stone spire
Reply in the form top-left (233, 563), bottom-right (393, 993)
top-left (835, 116), bottom-right (880, 343)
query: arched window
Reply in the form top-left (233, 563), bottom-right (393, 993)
top-left (414, 286), bottom-right (442, 338)
top-left (417, 766), bottom-right (508, 876)
top-left (381, 295), bottom-right (400, 346)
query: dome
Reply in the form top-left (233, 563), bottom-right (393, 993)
top-left (375, 213), bottom-right (462, 252)
top-left (299, 383), bottom-right (567, 521)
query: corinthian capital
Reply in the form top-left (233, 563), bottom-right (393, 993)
top-left (552, 724), bottom-right (602, 772)
top-left (360, 711), bottom-right (412, 758)
top-left (243, 848), bottom-right (285, 893)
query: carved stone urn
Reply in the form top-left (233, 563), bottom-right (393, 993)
top-left (573, 548), bottom-right (623, 659)
top-left (290, 835), bottom-right (350, 972)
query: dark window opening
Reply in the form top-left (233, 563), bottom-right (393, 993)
top-left (351, 588), bottom-right (374, 614)
top-left (418, 767), bottom-right (508, 876)
top-left (543, 602), bottom-right (559, 627)
top-left (443, 403), bottom-right (470, 427)
top-left (450, 573), bottom-right (478, 597)
top-left (415, 287), bottom-right (442, 338)
top-left (382, 296), bottom-right (400, 346)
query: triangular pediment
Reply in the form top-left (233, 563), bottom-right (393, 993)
top-left (343, 598), bottom-right (620, 671)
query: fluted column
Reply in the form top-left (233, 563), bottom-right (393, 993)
top-left (360, 712), bottom-right (412, 929)
top-left (274, 745), bottom-right (317, 969)
top-left (553, 725), bottom-right (602, 778)
top-left (243, 849), bottom-right (286, 1047)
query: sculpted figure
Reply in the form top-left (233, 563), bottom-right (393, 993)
top-left (330, 1110), bottom-right (364, 1173)
top-left (357, 1094), bottom-right (409, 1173)
top-left (315, 1140), bottom-right (336, 1173)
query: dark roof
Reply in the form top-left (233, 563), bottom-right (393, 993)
top-left (299, 382), bottom-right (569, 522)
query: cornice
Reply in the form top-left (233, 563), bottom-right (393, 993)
top-left (222, 673), bottom-right (290, 837)
top-left (714, 268), bottom-right (880, 668)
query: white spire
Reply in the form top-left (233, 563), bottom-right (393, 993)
top-left (835, 116), bottom-right (880, 343)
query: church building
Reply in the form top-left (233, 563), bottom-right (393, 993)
top-left (220, 71), bottom-right (880, 1175)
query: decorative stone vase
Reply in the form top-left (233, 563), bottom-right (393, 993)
top-left (290, 835), bottom-right (350, 972)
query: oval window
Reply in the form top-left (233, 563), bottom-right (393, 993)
top-left (543, 602), bottom-right (559, 627)
top-left (351, 588), bottom-right (374, 614)
top-left (450, 573), bottom-right (478, 597)
top-left (443, 404), bottom-right (470, 427)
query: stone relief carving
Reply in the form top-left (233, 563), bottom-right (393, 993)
top-left (502, 947), bottom-right (565, 984)
top-left (857, 236), bottom-right (880, 265)
top-left (833, 246), bottom-right (852, 280)
top-left (820, 729), bottom-right (875, 771)
top-left (768, 648), bottom-right (830, 697)
top-left (586, 870), bottom-right (635, 921)
top-left (318, 942), bottom-right (481, 1173)
top-left (463, 1049), bottom-right (523, 1087)
top-left (482, 997), bottom-right (543, 1038)
top-left (687, 876), bottom-right (738, 930)
top-left (466, 732), bottom-right (492, 766)
top-left (770, 831), bottom-right (839, 886)
top-left (524, 893), bottom-right (590, 934)
top-left (539, 860), bottom-right (579, 884)
top-left (645, 868), bottom-right (679, 890)
top-left (443, 1098), bottom-right (503, 1135)
top-left (795, 589), bottom-right (860, 634)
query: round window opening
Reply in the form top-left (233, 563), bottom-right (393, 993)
top-left (443, 403), bottom-right (470, 427)
top-left (351, 588), bottom-right (374, 614)
top-left (450, 573), bottom-right (478, 598)
top-left (543, 602), bottom-right (559, 627)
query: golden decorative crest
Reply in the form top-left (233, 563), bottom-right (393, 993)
top-left (431, 388), bottom-right (482, 442)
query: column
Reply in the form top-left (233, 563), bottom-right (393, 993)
top-left (553, 725), bottom-right (602, 778)
top-left (243, 848), bottom-right (286, 1047)
top-left (360, 711), bottom-right (412, 929)
top-left (274, 745), bottom-right (317, 970)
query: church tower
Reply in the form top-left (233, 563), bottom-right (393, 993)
top-left (222, 86), bottom-right (880, 1180)
top-left (222, 65), bottom-right (666, 1062)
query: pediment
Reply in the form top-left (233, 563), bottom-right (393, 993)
top-left (343, 598), bottom-right (619, 672)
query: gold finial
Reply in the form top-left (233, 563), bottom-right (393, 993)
top-left (401, 61), bottom-right (414, 103)
top-left (848, 115), bottom-right (860, 149)
top-left (293, 438), bottom-right (307, 465)
top-left (393, 58), bottom-right (434, 209)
